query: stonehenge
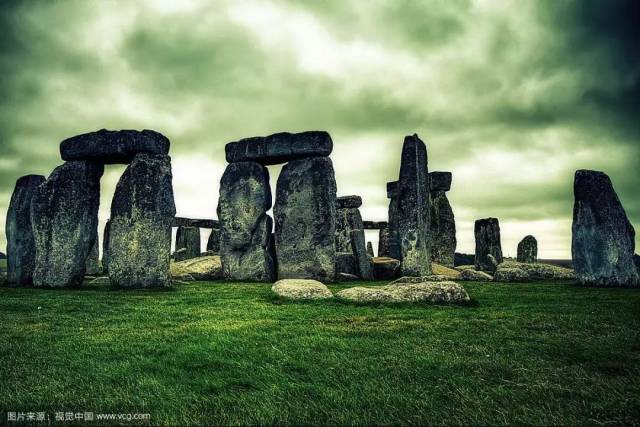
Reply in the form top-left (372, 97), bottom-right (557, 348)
top-left (429, 172), bottom-right (456, 267)
top-left (226, 131), bottom-right (332, 165)
top-left (60, 129), bottom-right (170, 163)
top-left (335, 195), bottom-right (364, 252)
top-left (474, 218), bottom-right (503, 272)
top-left (174, 226), bottom-right (201, 261)
top-left (572, 170), bottom-right (638, 287)
top-left (386, 181), bottom-right (401, 260)
top-left (85, 231), bottom-right (101, 276)
top-left (517, 235), bottom-right (537, 263)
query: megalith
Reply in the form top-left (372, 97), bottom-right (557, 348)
top-left (474, 218), bottom-right (503, 272)
top-left (102, 219), bottom-right (111, 274)
top-left (517, 235), bottom-right (537, 263)
top-left (366, 241), bottom-right (374, 257)
top-left (175, 226), bottom-right (200, 261)
top-left (60, 129), bottom-right (170, 163)
top-left (226, 131), bottom-right (332, 165)
top-left (335, 195), bottom-right (364, 252)
top-left (378, 225), bottom-right (391, 258)
top-left (85, 230), bottom-right (101, 275)
top-left (6, 174), bottom-right (45, 285)
top-left (351, 230), bottom-right (374, 280)
top-left (108, 154), bottom-right (175, 288)
top-left (386, 181), bottom-right (401, 260)
top-left (31, 161), bottom-right (103, 288)
top-left (207, 228), bottom-right (221, 254)
top-left (397, 134), bottom-right (431, 276)
top-left (572, 170), bottom-right (639, 287)
top-left (429, 171), bottom-right (456, 267)
top-left (218, 161), bottom-right (275, 282)
top-left (275, 157), bottom-right (337, 282)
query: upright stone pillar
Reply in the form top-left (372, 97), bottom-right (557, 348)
top-left (85, 230), bottom-right (101, 275)
top-left (429, 171), bottom-right (456, 266)
top-left (572, 170), bottom-right (638, 287)
top-left (206, 228), bottom-right (221, 254)
top-left (275, 157), bottom-right (337, 282)
top-left (350, 229), bottom-right (373, 280)
top-left (108, 154), bottom-right (175, 288)
top-left (474, 218), bottom-right (503, 272)
top-left (175, 226), bottom-right (200, 261)
top-left (218, 162), bottom-right (275, 282)
top-left (31, 161), bottom-right (103, 288)
top-left (397, 134), bottom-right (431, 276)
top-left (386, 181), bottom-right (401, 260)
top-left (378, 225), bottom-right (391, 258)
top-left (6, 174), bottom-right (45, 285)
top-left (102, 220), bottom-right (111, 274)
top-left (517, 235), bottom-right (537, 263)
top-left (335, 196), bottom-right (364, 252)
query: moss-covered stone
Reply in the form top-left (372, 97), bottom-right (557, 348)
top-left (474, 218), bottom-right (503, 272)
top-left (517, 235), bottom-right (537, 263)
top-left (174, 226), bottom-right (200, 261)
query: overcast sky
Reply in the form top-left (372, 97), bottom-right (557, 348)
top-left (1, 0), bottom-right (638, 258)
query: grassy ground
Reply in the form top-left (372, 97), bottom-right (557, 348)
top-left (1, 279), bottom-right (639, 426)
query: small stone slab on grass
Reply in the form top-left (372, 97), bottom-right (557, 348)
top-left (170, 256), bottom-right (223, 281)
top-left (493, 261), bottom-right (575, 282)
top-left (272, 279), bottom-right (334, 300)
top-left (336, 281), bottom-right (470, 304)
top-left (459, 269), bottom-right (493, 281)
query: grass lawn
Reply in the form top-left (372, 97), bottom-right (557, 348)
top-left (1, 279), bottom-right (639, 425)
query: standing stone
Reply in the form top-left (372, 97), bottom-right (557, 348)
top-left (102, 220), bottom-right (111, 274)
top-left (218, 161), bottom-right (275, 282)
top-left (275, 157), bottom-right (337, 282)
top-left (572, 170), bottom-right (639, 287)
top-left (175, 226), bottom-right (200, 261)
top-left (206, 228), bottom-right (221, 254)
top-left (386, 181), bottom-right (401, 260)
top-left (85, 230), bottom-right (101, 275)
top-left (517, 235), bottom-right (537, 263)
top-left (225, 131), bottom-right (333, 165)
top-left (31, 161), bottom-right (103, 288)
top-left (397, 134), bottom-right (431, 276)
top-left (429, 172), bottom-right (456, 267)
top-left (6, 174), bottom-right (45, 285)
top-left (378, 226), bottom-right (391, 258)
top-left (366, 241), bottom-right (374, 258)
top-left (108, 154), bottom-right (175, 288)
top-left (335, 196), bottom-right (364, 252)
top-left (474, 218), bottom-right (503, 272)
top-left (350, 230), bottom-right (374, 280)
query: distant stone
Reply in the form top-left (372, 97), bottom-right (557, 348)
top-left (517, 235), bottom-right (537, 263)
top-left (218, 162), bottom-right (275, 282)
top-left (378, 227), bottom-right (391, 257)
top-left (206, 228), bottom-right (220, 253)
top-left (390, 275), bottom-right (455, 284)
top-left (429, 172), bottom-right (452, 192)
top-left (170, 255), bottom-right (223, 281)
top-left (386, 185), bottom-right (401, 260)
top-left (108, 154), bottom-right (175, 288)
top-left (431, 263), bottom-right (461, 279)
top-left (572, 170), bottom-right (639, 287)
top-left (362, 221), bottom-right (388, 230)
top-left (272, 279), bottom-right (333, 300)
top-left (454, 252), bottom-right (475, 267)
top-left (336, 287), bottom-right (399, 303)
top-left (0, 252), bottom-right (5, 259)
top-left (494, 260), bottom-right (575, 282)
top-left (173, 248), bottom-right (186, 260)
top-left (60, 129), bottom-right (170, 164)
top-left (32, 161), bottom-right (103, 288)
top-left (634, 254), bottom-right (640, 273)
top-left (350, 229), bottom-right (374, 280)
top-left (430, 190), bottom-right (456, 266)
top-left (335, 205), bottom-right (363, 252)
top-left (455, 265), bottom-right (476, 272)
top-left (372, 257), bottom-right (400, 280)
top-left (397, 134), bottom-right (431, 276)
top-left (335, 252), bottom-right (357, 276)
top-left (386, 181), bottom-right (398, 199)
top-left (459, 269), bottom-right (493, 281)
top-left (336, 195), bottom-right (362, 209)
top-left (474, 218), bottom-right (503, 272)
top-left (172, 217), bottom-right (219, 229)
top-left (89, 277), bottom-right (111, 287)
top-left (85, 231), bottom-right (102, 276)
top-left (336, 281), bottom-right (469, 304)
top-left (6, 174), bottom-right (45, 285)
top-left (337, 273), bottom-right (359, 282)
top-left (275, 157), bottom-right (337, 282)
top-left (175, 226), bottom-right (200, 262)
top-left (102, 220), bottom-right (111, 274)
top-left (366, 241), bottom-right (374, 257)
top-left (225, 131), bottom-right (333, 165)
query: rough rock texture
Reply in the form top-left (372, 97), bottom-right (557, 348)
top-left (170, 255), bottom-right (223, 281)
top-left (102, 220), bottom-right (111, 274)
top-left (275, 157), bottom-right (337, 282)
top-left (206, 228), bottom-right (220, 253)
top-left (372, 257), bottom-right (401, 280)
top-left (336, 281), bottom-right (469, 304)
top-left (85, 231), bottom-right (101, 276)
top-left (336, 252), bottom-right (357, 276)
top-left (366, 241), bottom-right (374, 257)
top-left (31, 161), bottom-right (103, 288)
top-left (337, 273), bottom-right (359, 282)
top-left (218, 162), bottom-right (275, 282)
top-left (474, 218), bottom-right (503, 272)
top-left (60, 129), bottom-right (170, 164)
top-left (271, 279), bottom-right (333, 300)
top-left (494, 260), bottom-right (575, 282)
top-left (431, 263), bottom-right (461, 279)
top-left (363, 221), bottom-right (388, 230)
top-left (390, 275), bottom-right (457, 284)
top-left (336, 195), bottom-right (362, 209)
top-left (572, 170), bottom-right (639, 287)
top-left (173, 217), bottom-right (219, 228)
top-left (175, 226), bottom-right (200, 262)
top-left (430, 190), bottom-right (456, 266)
top-left (108, 154), bottom-right (175, 288)
top-left (350, 229), bottom-right (374, 280)
top-left (429, 172), bottom-right (452, 192)
top-left (397, 134), bottom-right (431, 276)
top-left (635, 254), bottom-right (640, 274)
top-left (6, 174), bottom-right (45, 285)
top-left (517, 235), bottom-right (537, 263)
top-left (386, 181), bottom-right (401, 260)
top-left (455, 265), bottom-right (477, 272)
top-left (335, 206), bottom-right (363, 252)
top-left (226, 131), bottom-right (333, 165)
top-left (454, 253), bottom-right (475, 266)
top-left (378, 227), bottom-right (391, 257)
top-left (89, 277), bottom-right (111, 286)
top-left (459, 269), bottom-right (493, 281)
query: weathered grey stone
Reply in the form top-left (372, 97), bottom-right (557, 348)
top-left (397, 134), bottom-right (431, 276)
top-left (386, 181), bottom-right (398, 199)
top-left (363, 221), bottom-right (388, 230)
top-left (366, 241), bottom-right (374, 257)
top-left (459, 269), bottom-right (493, 281)
top-left (172, 217), bottom-right (219, 228)
top-left (206, 228), bottom-right (220, 253)
top-left (336, 281), bottom-right (469, 304)
top-left (378, 227), bottom-right (391, 257)
top-left (89, 276), bottom-right (111, 287)
top-left (174, 226), bottom-right (200, 262)
top-left (60, 129), bottom-right (170, 164)
top-left (275, 157), bottom-right (337, 282)
top-left (386, 181), bottom-right (401, 260)
top-left (494, 260), bottom-right (574, 282)
top-left (350, 229), bottom-right (373, 280)
top-left (336, 252), bottom-right (357, 276)
top-left (337, 273), bottom-right (359, 282)
top-left (335, 206), bottom-right (363, 252)
top-left (108, 154), bottom-right (175, 288)
top-left (336, 195), bottom-right (362, 209)
top-left (272, 279), bottom-right (333, 300)
top-left (218, 161), bottom-right (276, 282)
top-left (517, 235), bottom-right (537, 263)
top-left (102, 220), bottom-right (111, 274)
top-left (226, 131), bottom-right (333, 165)
top-left (432, 262), bottom-right (462, 278)
top-left (429, 171), bottom-right (452, 192)
top-left (390, 275), bottom-right (453, 284)
top-left (430, 190), bottom-right (456, 267)
top-left (6, 174), bottom-right (45, 285)
top-left (170, 255), bottom-right (223, 281)
top-left (635, 254), bottom-right (640, 274)
top-left (572, 170), bottom-right (639, 287)
top-left (474, 218), bottom-right (503, 272)
top-left (32, 161), bottom-right (103, 288)
top-left (454, 252), bottom-right (475, 267)
top-left (85, 230), bottom-right (101, 276)
top-left (372, 257), bottom-right (400, 280)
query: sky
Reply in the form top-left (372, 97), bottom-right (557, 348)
top-left (1, 0), bottom-right (638, 259)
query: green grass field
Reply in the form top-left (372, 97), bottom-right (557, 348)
top-left (1, 279), bottom-right (639, 425)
